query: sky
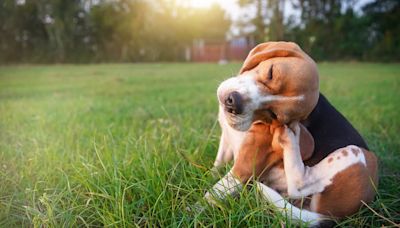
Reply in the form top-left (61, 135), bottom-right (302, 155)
top-left (185, 0), bottom-right (375, 20)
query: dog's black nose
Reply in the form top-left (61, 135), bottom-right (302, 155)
top-left (224, 91), bottom-right (243, 115)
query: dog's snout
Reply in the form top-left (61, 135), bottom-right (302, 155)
top-left (224, 91), bottom-right (243, 115)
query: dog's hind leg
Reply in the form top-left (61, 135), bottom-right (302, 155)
top-left (278, 123), bottom-right (378, 218)
top-left (203, 175), bottom-right (324, 226)
top-left (256, 182), bottom-right (323, 226)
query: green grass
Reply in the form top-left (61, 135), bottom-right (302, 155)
top-left (0, 63), bottom-right (399, 227)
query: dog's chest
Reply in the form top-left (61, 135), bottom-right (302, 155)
top-left (219, 110), bottom-right (247, 159)
top-left (219, 109), bottom-right (288, 194)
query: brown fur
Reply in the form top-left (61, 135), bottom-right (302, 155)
top-left (232, 123), bottom-right (281, 183)
top-left (232, 121), bottom-right (314, 183)
top-left (314, 150), bottom-right (378, 217)
top-left (352, 148), bottom-right (361, 156)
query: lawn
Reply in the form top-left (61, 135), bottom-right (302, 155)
top-left (0, 63), bottom-right (399, 227)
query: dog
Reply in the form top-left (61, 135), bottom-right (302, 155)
top-left (203, 42), bottom-right (378, 226)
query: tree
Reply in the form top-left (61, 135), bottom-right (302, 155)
top-left (285, 0), bottom-right (399, 61)
top-left (236, 0), bottom-right (285, 43)
top-left (362, 0), bottom-right (400, 61)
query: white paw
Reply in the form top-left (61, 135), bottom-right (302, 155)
top-left (279, 122), bottom-right (300, 149)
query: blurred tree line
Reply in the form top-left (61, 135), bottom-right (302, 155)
top-left (238, 0), bottom-right (399, 61)
top-left (0, 0), bottom-right (229, 62)
top-left (0, 0), bottom-right (398, 63)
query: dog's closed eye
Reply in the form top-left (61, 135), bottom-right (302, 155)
top-left (259, 64), bottom-right (274, 89)
top-left (267, 64), bottom-right (274, 80)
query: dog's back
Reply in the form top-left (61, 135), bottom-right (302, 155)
top-left (303, 93), bottom-right (369, 166)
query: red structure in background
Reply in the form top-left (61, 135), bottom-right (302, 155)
top-left (190, 37), bottom-right (255, 62)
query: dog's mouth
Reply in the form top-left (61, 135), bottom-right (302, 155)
top-left (268, 109), bottom-right (278, 120)
top-left (253, 108), bottom-right (278, 123)
top-left (221, 108), bottom-right (247, 130)
top-left (223, 107), bottom-right (277, 131)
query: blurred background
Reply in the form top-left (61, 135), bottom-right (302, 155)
top-left (0, 0), bottom-right (399, 63)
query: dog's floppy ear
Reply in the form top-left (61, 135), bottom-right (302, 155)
top-left (299, 124), bottom-right (314, 161)
top-left (239, 42), bottom-right (308, 74)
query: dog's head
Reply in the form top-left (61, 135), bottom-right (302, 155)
top-left (217, 42), bottom-right (319, 131)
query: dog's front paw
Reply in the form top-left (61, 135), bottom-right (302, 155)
top-left (279, 122), bottom-right (300, 150)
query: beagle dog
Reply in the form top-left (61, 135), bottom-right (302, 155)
top-left (203, 42), bottom-right (378, 226)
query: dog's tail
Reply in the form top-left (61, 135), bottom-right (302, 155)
top-left (255, 182), bottom-right (325, 227)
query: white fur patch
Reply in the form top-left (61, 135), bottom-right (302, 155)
top-left (204, 171), bottom-right (242, 204)
top-left (260, 94), bottom-right (305, 103)
top-left (217, 72), bottom-right (259, 106)
top-left (264, 167), bottom-right (288, 193)
top-left (216, 107), bottom-right (247, 162)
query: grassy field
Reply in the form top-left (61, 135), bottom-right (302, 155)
top-left (0, 63), bottom-right (399, 227)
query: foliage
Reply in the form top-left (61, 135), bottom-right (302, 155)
top-left (362, 0), bottom-right (400, 61)
top-left (238, 0), bottom-right (399, 61)
top-left (285, 0), bottom-right (400, 61)
top-left (0, 0), bottom-right (230, 63)
top-left (237, 0), bottom-right (284, 42)
top-left (0, 63), bottom-right (400, 226)
top-left (0, 0), bottom-right (399, 63)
